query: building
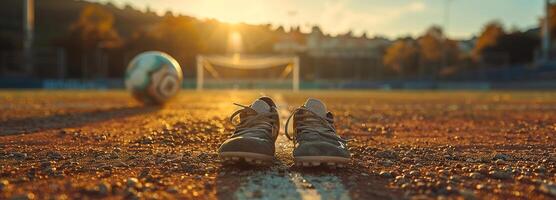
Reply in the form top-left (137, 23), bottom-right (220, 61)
top-left (274, 26), bottom-right (391, 59)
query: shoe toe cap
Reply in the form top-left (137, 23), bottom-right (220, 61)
top-left (293, 142), bottom-right (350, 158)
top-left (219, 137), bottom-right (275, 156)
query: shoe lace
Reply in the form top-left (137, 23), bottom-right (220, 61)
top-left (229, 103), bottom-right (276, 138)
top-left (284, 106), bottom-right (347, 144)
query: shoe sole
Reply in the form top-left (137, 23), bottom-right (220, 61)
top-left (294, 156), bottom-right (350, 167)
top-left (219, 152), bottom-right (274, 165)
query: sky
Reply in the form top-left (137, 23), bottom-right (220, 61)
top-left (90, 0), bottom-right (545, 39)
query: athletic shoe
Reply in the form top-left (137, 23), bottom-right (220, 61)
top-left (285, 98), bottom-right (350, 167)
top-left (218, 97), bottom-right (279, 164)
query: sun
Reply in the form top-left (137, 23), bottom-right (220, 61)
top-left (227, 30), bottom-right (243, 53)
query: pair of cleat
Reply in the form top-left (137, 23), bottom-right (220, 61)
top-left (218, 97), bottom-right (350, 167)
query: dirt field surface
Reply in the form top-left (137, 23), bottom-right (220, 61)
top-left (1, 90), bottom-right (555, 200)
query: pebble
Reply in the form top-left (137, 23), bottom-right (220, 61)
top-left (408, 170), bottom-right (420, 177)
top-left (0, 179), bottom-right (9, 191)
top-left (109, 152), bottom-right (120, 159)
top-left (375, 150), bottom-right (397, 159)
top-left (401, 157), bottom-right (412, 163)
top-left (489, 170), bottom-right (512, 179)
top-left (414, 181), bottom-right (426, 188)
top-left (493, 153), bottom-right (512, 161)
top-left (477, 165), bottom-right (488, 174)
top-left (47, 151), bottom-right (63, 160)
top-left (142, 136), bottom-right (153, 144)
top-left (494, 159), bottom-right (506, 165)
top-left (197, 153), bottom-right (210, 161)
top-left (114, 161), bottom-right (128, 168)
top-left (139, 168), bottom-right (150, 178)
top-left (469, 172), bottom-right (483, 179)
top-left (516, 175), bottom-right (528, 182)
top-left (126, 178), bottom-right (141, 188)
top-left (12, 152), bottom-right (27, 160)
top-left (395, 176), bottom-right (409, 184)
top-left (438, 169), bottom-right (449, 175)
top-left (534, 166), bottom-right (547, 173)
top-left (125, 188), bottom-right (141, 200)
top-left (380, 160), bottom-right (394, 167)
top-left (166, 186), bottom-right (179, 194)
top-left (379, 171), bottom-right (394, 178)
top-left (98, 182), bottom-right (111, 195)
top-left (206, 166), bottom-right (215, 172)
top-left (449, 175), bottom-right (461, 181)
top-left (461, 167), bottom-right (469, 172)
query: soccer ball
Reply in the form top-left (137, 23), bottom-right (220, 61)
top-left (125, 51), bottom-right (183, 104)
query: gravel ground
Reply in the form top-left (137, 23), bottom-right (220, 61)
top-left (0, 90), bottom-right (555, 200)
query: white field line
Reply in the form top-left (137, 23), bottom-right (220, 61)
top-left (234, 93), bottom-right (350, 200)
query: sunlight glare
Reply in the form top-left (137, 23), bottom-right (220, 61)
top-left (232, 53), bottom-right (241, 65)
top-left (227, 31), bottom-right (243, 54)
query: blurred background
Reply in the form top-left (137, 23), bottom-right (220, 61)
top-left (1, 0), bottom-right (556, 90)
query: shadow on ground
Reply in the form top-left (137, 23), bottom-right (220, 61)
top-left (0, 105), bottom-right (161, 135)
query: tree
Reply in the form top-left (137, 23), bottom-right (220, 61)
top-left (483, 32), bottom-right (539, 64)
top-left (59, 5), bottom-right (122, 78)
top-left (417, 26), bottom-right (460, 74)
top-left (383, 38), bottom-right (419, 75)
top-left (475, 21), bottom-right (539, 65)
top-left (544, 4), bottom-right (556, 39)
top-left (473, 21), bottom-right (505, 59)
top-left (68, 5), bottom-right (121, 51)
top-left (126, 15), bottom-right (200, 78)
top-left (384, 26), bottom-right (461, 77)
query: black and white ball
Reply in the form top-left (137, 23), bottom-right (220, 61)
top-left (125, 51), bottom-right (183, 104)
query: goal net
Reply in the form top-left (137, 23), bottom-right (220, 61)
top-left (196, 54), bottom-right (299, 91)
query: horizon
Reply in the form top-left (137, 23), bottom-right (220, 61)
top-left (88, 0), bottom-right (545, 40)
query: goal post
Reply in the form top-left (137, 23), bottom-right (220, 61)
top-left (196, 54), bottom-right (299, 91)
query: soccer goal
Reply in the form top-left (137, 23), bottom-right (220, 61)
top-left (196, 54), bottom-right (299, 91)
